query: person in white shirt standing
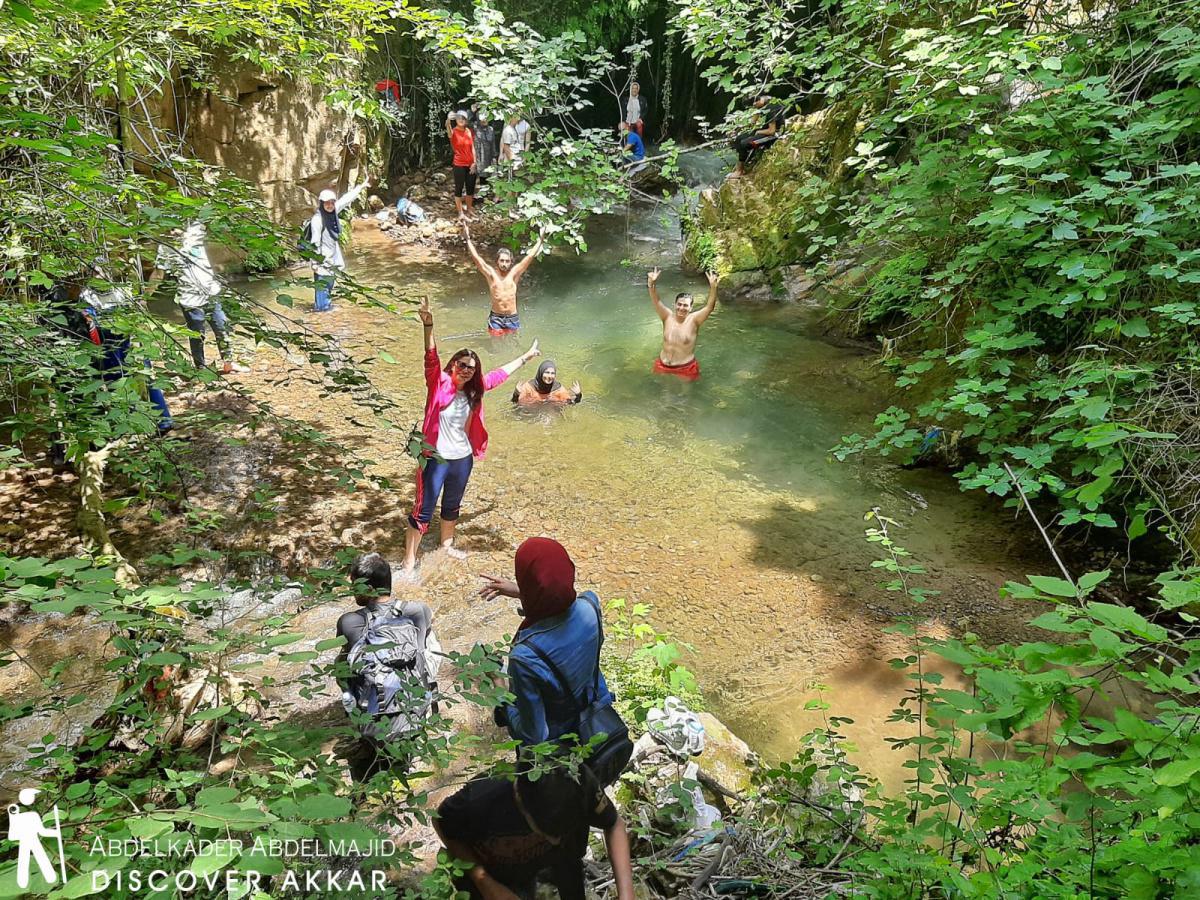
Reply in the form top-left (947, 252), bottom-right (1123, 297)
top-left (516, 115), bottom-right (531, 154)
top-left (154, 223), bottom-right (238, 373)
top-left (308, 179), bottom-right (369, 312)
top-left (500, 114), bottom-right (523, 170)
top-left (623, 81), bottom-right (646, 138)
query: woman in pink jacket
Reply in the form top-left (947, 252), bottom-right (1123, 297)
top-left (402, 298), bottom-right (539, 576)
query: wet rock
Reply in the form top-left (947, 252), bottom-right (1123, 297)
top-left (201, 584), bottom-right (304, 629)
top-left (722, 268), bottom-right (770, 301)
top-left (782, 265), bottom-right (818, 305)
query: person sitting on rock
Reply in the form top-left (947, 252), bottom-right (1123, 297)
top-left (435, 763), bottom-right (635, 900)
top-left (731, 94), bottom-right (787, 177)
top-left (511, 359), bottom-right (582, 405)
top-left (618, 120), bottom-right (646, 173)
top-left (648, 267), bottom-right (720, 381)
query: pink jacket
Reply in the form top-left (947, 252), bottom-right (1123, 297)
top-left (421, 346), bottom-right (510, 460)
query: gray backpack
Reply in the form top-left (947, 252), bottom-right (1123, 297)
top-left (345, 604), bottom-right (433, 741)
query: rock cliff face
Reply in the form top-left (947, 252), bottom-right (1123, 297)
top-left (186, 68), bottom-right (365, 224)
top-left (135, 64), bottom-right (367, 226)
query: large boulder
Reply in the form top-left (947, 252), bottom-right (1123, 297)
top-left (695, 712), bottom-right (755, 794)
top-left (684, 102), bottom-right (867, 302)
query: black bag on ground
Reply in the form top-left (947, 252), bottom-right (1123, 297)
top-left (523, 601), bottom-right (633, 787)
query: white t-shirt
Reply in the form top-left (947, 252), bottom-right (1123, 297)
top-left (502, 124), bottom-right (521, 163)
top-left (626, 95), bottom-right (642, 123)
top-left (156, 223), bottom-right (221, 309)
top-left (436, 392), bottom-right (473, 460)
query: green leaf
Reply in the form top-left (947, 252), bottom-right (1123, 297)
top-left (296, 793), bottom-right (352, 820)
top-left (1153, 757), bottom-right (1200, 787)
top-left (144, 651), bottom-right (187, 666)
top-left (188, 842), bottom-right (241, 876)
top-left (1085, 602), bottom-right (1169, 641)
top-left (188, 705), bottom-right (232, 722)
top-left (1026, 575), bottom-right (1078, 597)
top-left (1051, 222), bottom-right (1078, 240)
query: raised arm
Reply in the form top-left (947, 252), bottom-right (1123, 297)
top-left (691, 271), bottom-right (720, 325)
top-left (334, 180), bottom-right (369, 214)
top-left (462, 224), bottom-right (494, 278)
top-left (511, 235), bottom-right (543, 279)
top-left (647, 268), bottom-right (668, 321)
top-left (418, 297), bottom-right (436, 353)
top-left (499, 339), bottom-right (539, 378)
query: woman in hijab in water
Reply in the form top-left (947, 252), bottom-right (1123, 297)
top-left (511, 359), bottom-right (582, 405)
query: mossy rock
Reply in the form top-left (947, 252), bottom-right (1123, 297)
top-left (725, 235), bottom-right (760, 272)
top-left (681, 101), bottom-right (867, 284)
top-left (696, 712), bottom-right (755, 794)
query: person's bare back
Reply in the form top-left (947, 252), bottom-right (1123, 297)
top-left (463, 224), bottom-right (543, 317)
top-left (648, 268), bottom-right (720, 367)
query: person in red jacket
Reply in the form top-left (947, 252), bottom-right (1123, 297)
top-left (402, 298), bottom-right (539, 577)
top-left (445, 110), bottom-right (477, 221)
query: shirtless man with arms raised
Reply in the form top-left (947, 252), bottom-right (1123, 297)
top-left (648, 267), bottom-right (719, 381)
top-left (463, 223), bottom-right (544, 335)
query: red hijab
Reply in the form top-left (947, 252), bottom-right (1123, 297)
top-left (515, 538), bottom-right (577, 630)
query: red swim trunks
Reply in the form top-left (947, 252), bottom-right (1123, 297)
top-left (652, 357), bottom-right (700, 381)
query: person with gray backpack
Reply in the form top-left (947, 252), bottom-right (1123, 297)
top-left (336, 553), bottom-right (440, 781)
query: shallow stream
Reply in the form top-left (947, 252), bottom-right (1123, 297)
top-left (307, 155), bottom-right (1048, 786)
top-left (0, 154), bottom-right (1049, 794)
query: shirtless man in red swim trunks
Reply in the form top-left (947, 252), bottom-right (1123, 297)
top-left (648, 267), bottom-right (719, 381)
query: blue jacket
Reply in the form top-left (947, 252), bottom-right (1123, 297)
top-left (505, 591), bottom-right (614, 746)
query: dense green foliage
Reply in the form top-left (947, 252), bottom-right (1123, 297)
top-left (7, 0), bottom-right (1200, 897)
top-left (681, 0), bottom-right (1200, 555)
top-left (751, 514), bottom-right (1200, 897)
